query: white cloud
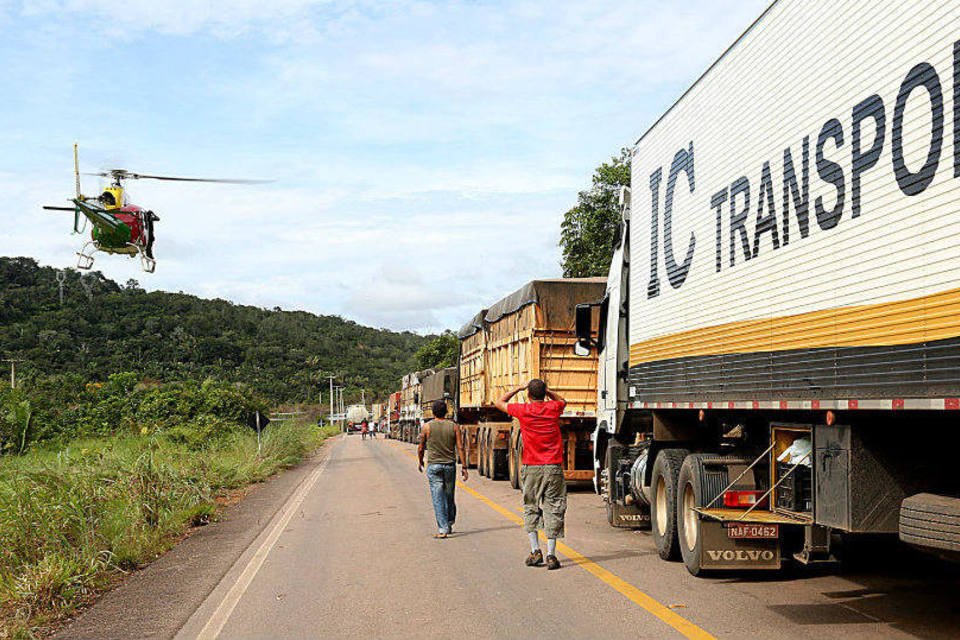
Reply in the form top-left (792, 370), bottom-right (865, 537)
top-left (1, 0), bottom-right (771, 333)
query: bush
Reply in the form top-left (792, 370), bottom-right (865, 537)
top-left (161, 415), bottom-right (245, 450)
top-left (0, 375), bottom-right (268, 452)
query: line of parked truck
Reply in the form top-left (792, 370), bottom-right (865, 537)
top-left (373, 0), bottom-right (960, 577)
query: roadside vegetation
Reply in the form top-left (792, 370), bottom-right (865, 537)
top-left (0, 374), bottom-right (338, 639)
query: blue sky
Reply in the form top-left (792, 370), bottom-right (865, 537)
top-left (0, 0), bottom-right (769, 332)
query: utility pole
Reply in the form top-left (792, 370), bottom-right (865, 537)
top-left (56, 270), bottom-right (66, 306)
top-left (326, 374), bottom-right (337, 425)
top-left (338, 386), bottom-right (345, 431)
top-left (2, 358), bottom-right (25, 390)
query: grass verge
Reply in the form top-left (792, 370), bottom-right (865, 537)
top-left (0, 422), bottom-right (339, 639)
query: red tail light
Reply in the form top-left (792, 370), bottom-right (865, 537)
top-left (723, 490), bottom-right (767, 508)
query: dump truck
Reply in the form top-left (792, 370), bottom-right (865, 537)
top-left (574, 0), bottom-right (960, 575)
top-left (458, 278), bottom-right (605, 485)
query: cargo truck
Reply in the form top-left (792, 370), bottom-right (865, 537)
top-left (420, 366), bottom-right (458, 423)
top-left (458, 279), bottom-right (605, 484)
top-left (456, 310), bottom-right (487, 468)
top-left (574, 0), bottom-right (960, 575)
top-left (386, 392), bottom-right (401, 439)
top-left (399, 370), bottom-right (432, 443)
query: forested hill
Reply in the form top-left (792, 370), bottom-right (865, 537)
top-left (0, 257), bottom-right (427, 402)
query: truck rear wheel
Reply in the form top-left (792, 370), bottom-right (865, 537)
top-left (479, 430), bottom-right (488, 477)
top-left (509, 433), bottom-right (522, 490)
top-left (492, 448), bottom-right (508, 481)
top-left (650, 449), bottom-right (689, 561)
top-left (677, 455), bottom-right (707, 575)
top-left (483, 431), bottom-right (493, 478)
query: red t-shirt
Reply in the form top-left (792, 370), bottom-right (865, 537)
top-left (507, 400), bottom-right (565, 466)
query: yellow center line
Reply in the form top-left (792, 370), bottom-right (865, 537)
top-left (390, 441), bottom-right (715, 640)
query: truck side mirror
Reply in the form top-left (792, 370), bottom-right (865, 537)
top-left (574, 303), bottom-right (594, 355)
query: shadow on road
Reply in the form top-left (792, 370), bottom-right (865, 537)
top-left (715, 535), bottom-right (960, 638)
top-left (446, 525), bottom-right (517, 538)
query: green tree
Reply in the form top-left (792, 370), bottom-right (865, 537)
top-left (560, 147), bottom-right (631, 277)
top-left (0, 257), bottom-right (429, 404)
top-left (415, 331), bottom-right (459, 370)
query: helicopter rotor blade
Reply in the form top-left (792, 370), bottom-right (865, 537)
top-left (84, 170), bottom-right (269, 184)
top-left (125, 173), bottom-right (271, 184)
top-left (43, 205), bottom-right (76, 211)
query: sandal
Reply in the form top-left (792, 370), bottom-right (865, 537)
top-left (433, 533), bottom-right (448, 539)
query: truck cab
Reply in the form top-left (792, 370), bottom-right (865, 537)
top-left (577, 187), bottom-right (651, 528)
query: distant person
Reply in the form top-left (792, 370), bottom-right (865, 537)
top-left (361, 419), bottom-right (369, 440)
top-left (418, 400), bottom-right (468, 538)
top-left (495, 379), bottom-right (566, 570)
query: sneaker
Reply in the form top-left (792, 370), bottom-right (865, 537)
top-left (546, 555), bottom-right (560, 570)
top-left (525, 549), bottom-right (544, 567)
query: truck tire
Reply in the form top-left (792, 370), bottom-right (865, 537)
top-left (677, 454), bottom-right (707, 576)
top-left (492, 448), bottom-right (509, 481)
top-left (900, 493), bottom-right (960, 556)
top-left (604, 446), bottom-right (619, 527)
top-left (509, 432), bottom-right (521, 490)
top-left (650, 448), bottom-right (689, 561)
top-left (478, 430), bottom-right (488, 477)
top-left (483, 431), bottom-right (493, 478)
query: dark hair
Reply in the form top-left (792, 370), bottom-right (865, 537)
top-left (432, 399), bottom-right (448, 418)
top-left (527, 379), bottom-right (546, 400)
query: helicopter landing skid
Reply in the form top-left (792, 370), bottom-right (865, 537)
top-left (76, 242), bottom-right (96, 270)
top-left (76, 242), bottom-right (156, 273)
top-left (126, 242), bottom-right (156, 273)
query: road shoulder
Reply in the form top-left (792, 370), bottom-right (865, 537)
top-left (53, 436), bottom-right (341, 640)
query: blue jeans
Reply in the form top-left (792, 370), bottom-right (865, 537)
top-left (427, 463), bottom-right (457, 534)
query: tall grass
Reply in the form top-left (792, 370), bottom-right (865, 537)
top-left (0, 422), bottom-right (338, 639)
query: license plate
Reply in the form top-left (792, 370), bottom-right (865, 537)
top-left (725, 523), bottom-right (779, 539)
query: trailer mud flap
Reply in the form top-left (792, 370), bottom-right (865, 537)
top-left (611, 503), bottom-right (651, 528)
top-left (700, 520), bottom-right (780, 570)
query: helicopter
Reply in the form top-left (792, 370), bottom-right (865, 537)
top-left (43, 144), bottom-right (265, 273)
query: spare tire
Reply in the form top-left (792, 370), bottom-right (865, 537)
top-left (900, 493), bottom-right (960, 557)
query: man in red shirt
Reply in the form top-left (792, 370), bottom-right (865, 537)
top-left (495, 378), bottom-right (566, 570)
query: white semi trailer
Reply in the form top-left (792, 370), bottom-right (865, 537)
top-left (575, 0), bottom-right (960, 575)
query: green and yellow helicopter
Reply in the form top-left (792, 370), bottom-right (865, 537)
top-left (43, 145), bottom-right (265, 273)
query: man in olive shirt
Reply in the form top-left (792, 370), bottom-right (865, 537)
top-left (418, 400), bottom-right (468, 538)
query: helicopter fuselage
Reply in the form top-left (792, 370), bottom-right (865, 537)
top-left (74, 198), bottom-right (148, 254)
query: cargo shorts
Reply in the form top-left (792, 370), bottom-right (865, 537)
top-left (520, 464), bottom-right (567, 539)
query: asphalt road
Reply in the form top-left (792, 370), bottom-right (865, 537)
top-left (59, 433), bottom-right (960, 639)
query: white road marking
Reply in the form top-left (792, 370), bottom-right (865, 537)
top-left (192, 439), bottom-right (338, 640)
